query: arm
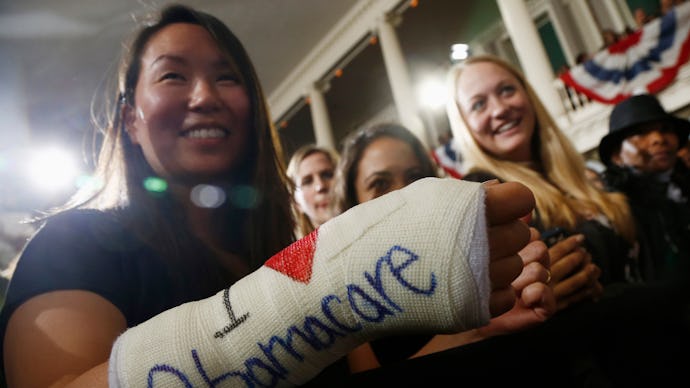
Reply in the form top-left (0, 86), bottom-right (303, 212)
top-left (2, 210), bottom-right (136, 388)
top-left (411, 227), bottom-right (555, 357)
top-left (4, 179), bottom-right (534, 388)
top-left (473, 227), bottom-right (554, 335)
top-left (109, 178), bottom-right (532, 387)
top-left (3, 290), bottom-right (125, 388)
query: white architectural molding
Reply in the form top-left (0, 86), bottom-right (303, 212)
top-left (567, 0), bottom-right (604, 54)
top-left (377, 12), bottom-right (428, 148)
top-left (308, 83), bottom-right (336, 149)
top-left (558, 63), bottom-right (690, 152)
top-left (268, 0), bottom-right (402, 119)
top-left (527, 0), bottom-right (546, 14)
top-left (616, 0), bottom-right (635, 29)
top-left (497, 0), bottom-right (566, 119)
top-left (562, 102), bottom-right (611, 152)
top-left (600, 0), bottom-right (627, 33)
top-left (545, 0), bottom-right (577, 66)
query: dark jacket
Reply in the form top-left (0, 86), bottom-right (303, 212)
top-left (601, 165), bottom-right (690, 285)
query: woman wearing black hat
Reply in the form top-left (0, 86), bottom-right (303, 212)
top-left (599, 93), bottom-right (690, 285)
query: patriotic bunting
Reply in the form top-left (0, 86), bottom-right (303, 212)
top-left (560, 2), bottom-right (690, 104)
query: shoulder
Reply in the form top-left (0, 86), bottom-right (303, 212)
top-left (3, 209), bottom-right (152, 324)
top-left (36, 208), bottom-right (126, 238)
top-left (13, 210), bottom-right (136, 273)
top-left (27, 208), bottom-right (144, 256)
top-left (11, 208), bottom-right (134, 272)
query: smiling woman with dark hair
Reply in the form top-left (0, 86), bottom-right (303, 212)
top-left (0, 5), bottom-right (543, 387)
top-left (330, 122), bottom-right (553, 375)
top-left (332, 122), bottom-right (439, 214)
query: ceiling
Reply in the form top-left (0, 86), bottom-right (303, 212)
top-left (0, 0), bottom-right (500, 212)
top-left (0, 0), bottom-right (361, 210)
top-left (0, 0), bottom-right (359, 145)
top-left (276, 0), bottom-right (501, 155)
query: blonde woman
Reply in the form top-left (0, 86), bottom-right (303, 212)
top-left (447, 55), bottom-right (639, 310)
top-left (286, 144), bottom-right (339, 238)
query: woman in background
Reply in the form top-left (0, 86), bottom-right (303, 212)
top-left (447, 54), bottom-right (637, 296)
top-left (286, 144), bottom-right (338, 237)
top-left (331, 122), bottom-right (553, 374)
top-left (444, 54), bottom-right (688, 386)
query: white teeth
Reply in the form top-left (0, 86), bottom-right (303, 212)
top-left (184, 128), bottom-right (227, 139)
top-left (496, 121), bottom-right (517, 134)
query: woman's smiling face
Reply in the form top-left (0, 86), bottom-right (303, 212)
top-left (126, 22), bottom-right (252, 183)
top-left (454, 61), bottom-right (536, 163)
top-left (354, 136), bottom-right (426, 204)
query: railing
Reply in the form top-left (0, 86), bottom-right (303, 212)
top-left (554, 77), bottom-right (593, 115)
top-left (552, 61), bottom-right (690, 153)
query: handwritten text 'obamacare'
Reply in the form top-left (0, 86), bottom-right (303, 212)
top-left (147, 244), bottom-right (437, 387)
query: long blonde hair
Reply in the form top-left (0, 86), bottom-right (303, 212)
top-left (446, 55), bottom-right (635, 243)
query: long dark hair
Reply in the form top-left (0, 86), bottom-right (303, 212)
top-left (332, 123), bottom-right (438, 213)
top-left (59, 4), bottom-right (295, 290)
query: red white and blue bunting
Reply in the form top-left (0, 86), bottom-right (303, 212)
top-left (560, 2), bottom-right (690, 104)
top-left (431, 142), bottom-right (463, 179)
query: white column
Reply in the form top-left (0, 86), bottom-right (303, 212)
top-left (470, 42), bottom-right (488, 56)
top-left (546, 1), bottom-right (576, 66)
top-left (496, 0), bottom-right (566, 119)
top-left (601, 0), bottom-right (627, 33)
top-left (376, 13), bottom-right (429, 148)
top-left (615, 0), bottom-right (635, 29)
top-left (569, 0), bottom-right (604, 55)
top-left (494, 37), bottom-right (513, 63)
top-left (308, 82), bottom-right (336, 149)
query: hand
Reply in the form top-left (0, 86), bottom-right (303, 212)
top-left (483, 181), bottom-right (535, 317)
top-left (411, 228), bottom-right (555, 357)
top-left (478, 227), bottom-right (555, 337)
top-left (548, 234), bottom-right (603, 311)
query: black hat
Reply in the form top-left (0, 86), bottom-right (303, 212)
top-left (599, 94), bottom-right (690, 166)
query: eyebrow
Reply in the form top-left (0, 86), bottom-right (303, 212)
top-left (150, 54), bottom-right (186, 68)
top-left (464, 79), bottom-right (514, 104)
top-left (150, 54), bottom-right (233, 69)
top-left (495, 79), bottom-right (515, 90)
top-left (363, 171), bottom-right (391, 185)
top-left (464, 88), bottom-right (486, 104)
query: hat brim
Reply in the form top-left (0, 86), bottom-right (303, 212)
top-left (599, 116), bottom-right (690, 166)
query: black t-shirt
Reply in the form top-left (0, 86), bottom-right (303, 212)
top-left (0, 209), bottom-right (220, 385)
